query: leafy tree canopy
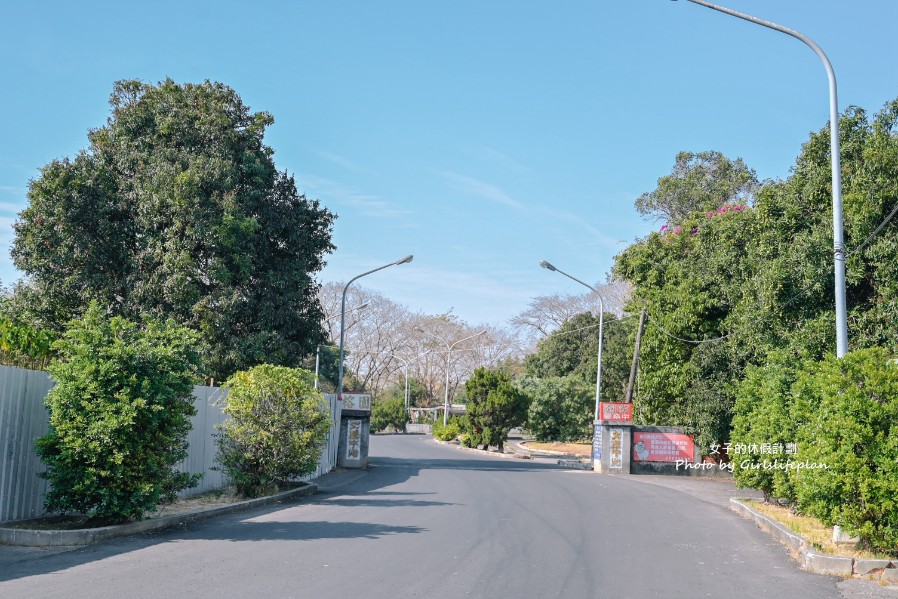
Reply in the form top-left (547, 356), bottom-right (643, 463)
top-left (614, 98), bottom-right (898, 452)
top-left (523, 311), bottom-right (634, 403)
top-left (12, 79), bottom-right (335, 379)
top-left (635, 150), bottom-right (759, 225)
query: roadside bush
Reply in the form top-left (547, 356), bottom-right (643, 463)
top-left (216, 364), bottom-right (331, 497)
top-left (518, 375), bottom-right (592, 442)
top-left (35, 304), bottom-right (203, 523)
top-left (791, 348), bottom-right (898, 553)
top-left (371, 397), bottom-right (408, 433)
top-left (730, 353), bottom-right (801, 502)
top-left (432, 415), bottom-right (465, 442)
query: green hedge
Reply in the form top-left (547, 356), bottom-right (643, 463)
top-left (732, 348), bottom-right (898, 553)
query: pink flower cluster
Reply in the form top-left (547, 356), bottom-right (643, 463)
top-left (706, 204), bottom-right (746, 217)
top-left (660, 224), bottom-right (683, 235)
top-left (660, 204), bottom-right (747, 237)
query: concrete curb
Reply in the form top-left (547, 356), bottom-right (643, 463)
top-left (433, 438), bottom-right (533, 460)
top-left (0, 483), bottom-right (318, 548)
top-left (730, 498), bottom-right (896, 582)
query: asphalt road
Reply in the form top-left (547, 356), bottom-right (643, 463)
top-left (1, 435), bottom-right (895, 598)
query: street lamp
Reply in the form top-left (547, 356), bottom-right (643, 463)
top-left (540, 260), bottom-right (605, 421)
top-left (416, 327), bottom-right (487, 425)
top-left (337, 256), bottom-right (413, 396)
top-left (675, 0), bottom-right (848, 357)
top-left (315, 302), bottom-right (368, 390)
top-left (391, 350), bottom-right (432, 411)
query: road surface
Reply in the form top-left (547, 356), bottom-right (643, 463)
top-left (1, 435), bottom-right (894, 598)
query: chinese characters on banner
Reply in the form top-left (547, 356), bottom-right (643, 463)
top-left (341, 393), bottom-right (371, 412)
top-left (599, 402), bottom-right (632, 422)
top-left (610, 428), bottom-right (623, 469)
top-left (632, 432), bottom-right (694, 463)
top-left (346, 419), bottom-right (362, 460)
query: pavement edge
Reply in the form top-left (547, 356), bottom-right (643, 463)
top-left (729, 498), bottom-right (896, 582)
top-left (0, 483), bottom-right (318, 548)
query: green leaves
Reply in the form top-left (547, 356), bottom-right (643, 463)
top-left (12, 79), bottom-right (335, 380)
top-left (36, 304), bottom-right (203, 523)
top-left (613, 97), bottom-right (898, 452)
top-left (216, 364), bottom-right (331, 498)
top-left (371, 398), bottom-right (409, 433)
top-left (465, 368), bottom-right (529, 451)
top-left (518, 375), bottom-right (592, 442)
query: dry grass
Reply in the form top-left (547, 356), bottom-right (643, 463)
top-left (523, 441), bottom-right (592, 457)
top-left (746, 500), bottom-right (895, 561)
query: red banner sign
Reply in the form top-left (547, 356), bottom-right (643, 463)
top-left (599, 402), bottom-right (632, 422)
top-left (632, 432), bottom-right (694, 462)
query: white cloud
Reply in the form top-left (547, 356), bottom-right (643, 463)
top-left (312, 150), bottom-right (376, 176)
top-left (435, 170), bottom-right (528, 211)
top-left (297, 174), bottom-right (411, 218)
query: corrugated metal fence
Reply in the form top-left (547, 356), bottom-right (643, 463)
top-left (0, 365), bottom-right (342, 523)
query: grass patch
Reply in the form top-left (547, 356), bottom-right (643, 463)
top-left (745, 500), bottom-right (896, 561)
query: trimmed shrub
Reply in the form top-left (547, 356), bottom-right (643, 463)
top-left (35, 304), bottom-right (203, 523)
top-left (371, 397), bottom-right (408, 433)
top-left (216, 364), bottom-right (331, 497)
top-left (791, 348), bottom-right (898, 553)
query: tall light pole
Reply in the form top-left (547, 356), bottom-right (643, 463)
top-left (540, 260), bottom-right (605, 420)
top-left (676, 0), bottom-right (848, 357)
top-left (391, 351), bottom-right (432, 411)
top-left (417, 327), bottom-right (487, 425)
top-left (315, 302), bottom-right (368, 390)
top-left (337, 256), bottom-right (413, 396)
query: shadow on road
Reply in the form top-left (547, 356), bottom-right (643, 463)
top-left (0, 443), bottom-right (557, 582)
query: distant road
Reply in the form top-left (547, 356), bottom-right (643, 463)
top-left (1, 435), bottom-right (887, 598)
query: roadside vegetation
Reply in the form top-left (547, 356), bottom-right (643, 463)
top-left (216, 365), bottom-right (331, 498)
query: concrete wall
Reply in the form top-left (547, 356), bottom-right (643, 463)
top-left (0, 366), bottom-right (342, 523)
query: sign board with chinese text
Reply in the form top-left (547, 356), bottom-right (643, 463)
top-left (340, 393), bottom-right (371, 413)
top-left (632, 432), bottom-right (694, 463)
top-left (345, 419), bottom-right (363, 460)
top-left (609, 428), bottom-right (624, 469)
top-left (599, 402), bottom-right (632, 422)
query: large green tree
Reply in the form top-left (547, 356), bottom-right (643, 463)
top-left (12, 79), bottom-right (335, 379)
top-left (614, 99), bottom-right (898, 452)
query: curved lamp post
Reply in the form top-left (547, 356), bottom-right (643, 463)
top-left (416, 327), bottom-right (486, 425)
top-left (540, 260), bottom-right (605, 421)
top-left (337, 256), bottom-right (413, 396)
top-left (676, 0), bottom-right (848, 357)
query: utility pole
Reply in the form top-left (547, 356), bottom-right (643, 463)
top-left (625, 310), bottom-right (646, 404)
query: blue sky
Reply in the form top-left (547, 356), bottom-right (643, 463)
top-left (1, 1), bottom-right (896, 327)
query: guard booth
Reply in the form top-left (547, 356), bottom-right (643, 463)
top-left (337, 393), bottom-right (371, 468)
top-left (592, 402), bottom-right (702, 475)
top-left (592, 402), bottom-right (634, 474)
